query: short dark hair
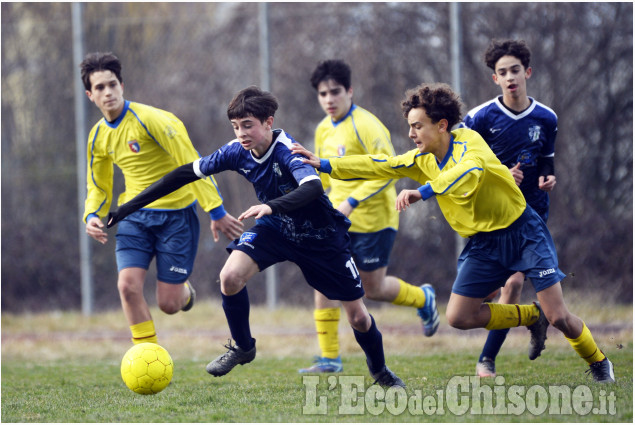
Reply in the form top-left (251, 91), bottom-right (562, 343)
top-left (310, 59), bottom-right (352, 91)
top-left (484, 39), bottom-right (531, 71)
top-left (79, 52), bottom-right (123, 91)
top-left (401, 83), bottom-right (463, 129)
top-left (227, 86), bottom-right (279, 122)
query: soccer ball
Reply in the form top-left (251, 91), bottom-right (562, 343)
top-left (120, 343), bottom-right (173, 395)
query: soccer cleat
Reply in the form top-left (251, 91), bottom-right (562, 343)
top-left (298, 356), bottom-right (343, 373)
top-left (476, 357), bottom-right (496, 377)
top-left (370, 366), bottom-right (406, 388)
top-left (417, 284), bottom-right (440, 337)
top-left (206, 339), bottom-right (256, 377)
top-left (586, 356), bottom-right (616, 383)
top-left (181, 281), bottom-right (196, 312)
top-left (527, 301), bottom-right (549, 360)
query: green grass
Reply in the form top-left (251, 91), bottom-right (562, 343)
top-left (1, 351), bottom-right (632, 422)
top-left (2, 301), bottom-right (632, 422)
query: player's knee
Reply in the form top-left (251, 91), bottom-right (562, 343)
top-left (545, 311), bottom-right (570, 333)
top-left (219, 267), bottom-right (245, 296)
top-left (158, 298), bottom-right (181, 315)
top-left (347, 311), bottom-right (371, 332)
top-left (117, 277), bottom-right (141, 302)
top-left (445, 310), bottom-right (469, 329)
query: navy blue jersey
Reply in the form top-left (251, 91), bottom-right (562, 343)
top-left (195, 129), bottom-right (349, 243)
top-left (463, 97), bottom-right (557, 219)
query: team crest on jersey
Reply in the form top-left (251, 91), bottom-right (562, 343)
top-left (164, 125), bottom-right (177, 139)
top-left (528, 125), bottom-right (541, 142)
top-left (128, 140), bottom-right (140, 153)
top-left (337, 145), bottom-right (346, 156)
top-left (273, 162), bottom-right (282, 177)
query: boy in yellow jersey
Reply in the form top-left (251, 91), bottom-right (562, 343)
top-left (292, 83), bottom-right (615, 383)
top-left (80, 52), bottom-right (243, 346)
top-left (299, 60), bottom-right (439, 374)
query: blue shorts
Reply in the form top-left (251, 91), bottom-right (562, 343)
top-left (453, 206), bottom-right (565, 298)
top-left (115, 205), bottom-right (200, 284)
top-left (227, 224), bottom-right (364, 301)
top-left (349, 228), bottom-right (397, 272)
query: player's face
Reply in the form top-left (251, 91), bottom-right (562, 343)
top-left (86, 70), bottom-right (125, 121)
top-left (231, 115), bottom-right (274, 157)
top-left (407, 107), bottom-right (447, 160)
top-left (492, 55), bottom-right (532, 100)
top-left (316, 79), bottom-right (353, 122)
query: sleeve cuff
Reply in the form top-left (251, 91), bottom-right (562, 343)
top-left (208, 204), bottom-right (227, 220)
top-left (347, 197), bottom-right (359, 208)
top-left (418, 183), bottom-right (435, 201)
top-left (318, 159), bottom-right (332, 173)
top-left (86, 213), bottom-right (100, 223)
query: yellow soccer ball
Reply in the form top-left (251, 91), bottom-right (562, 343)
top-left (120, 343), bottom-right (173, 395)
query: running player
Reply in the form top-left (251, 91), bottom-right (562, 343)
top-left (107, 86), bottom-right (405, 388)
top-left (300, 60), bottom-right (439, 374)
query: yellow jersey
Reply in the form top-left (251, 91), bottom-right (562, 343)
top-left (325, 127), bottom-right (526, 238)
top-left (84, 100), bottom-right (225, 222)
top-left (314, 104), bottom-right (398, 233)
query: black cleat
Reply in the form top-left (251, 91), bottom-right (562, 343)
top-left (527, 302), bottom-right (549, 360)
top-left (206, 339), bottom-right (256, 377)
top-left (586, 356), bottom-right (616, 383)
top-left (370, 366), bottom-right (406, 388)
top-left (181, 281), bottom-right (196, 312)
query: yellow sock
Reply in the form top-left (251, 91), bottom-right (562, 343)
top-left (130, 320), bottom-right (158, 344)
top-left (392, 279), bottom-right (425, 308)
top-left (485, 303), bottom-right (540, 330)
top-left (314, 308), bottom-right (340, 359)
top-left (566, 323), bottom-right (605, 364)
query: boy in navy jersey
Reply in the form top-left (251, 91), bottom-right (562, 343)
top-left (107, 86), bottom-right (405, 388)
top-left (462, 39), bottom-right (557, 377)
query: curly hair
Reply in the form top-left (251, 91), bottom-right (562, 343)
top-left (400, 83), bottom-right (463, 129)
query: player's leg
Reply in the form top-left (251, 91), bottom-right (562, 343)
top-left (298, 290), bottom-right (343, 373)
top-left (117, 267), bottom-right (157, 344)
top-left (351, 229), bottom-right (439, 336)
top-left (536, 282), bottom-right (614, 382)
top-left (115, 211), bottom-right (159, 345)
top-left (206, 250), bottom-right (260, 377)
top-left (476, 271), bottom-right (524, 377)
top-left (341, 298), bottom-right (405, 388)
top-left (154, 204), bottom-right (200, 315)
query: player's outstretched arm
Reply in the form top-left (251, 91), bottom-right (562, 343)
top-left (107, 163), bottom-right (199, 228)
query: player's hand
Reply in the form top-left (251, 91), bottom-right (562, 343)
top-left (238, 204), bottom-right (273, 221)
top-left (395, 189), bottom-right (422, 212)
top-left (538, 175), bottom-right (556, 192)
top-left (86, 216), bottom-right (108, 244)
top-left (211, 212), bottom-right (244, 242)
top-left (337, 200), bottom-right (354, 217)
top-left (290, 143), bottom-right (321, 169)
top-left (509, 162), bottom-right (524, 186)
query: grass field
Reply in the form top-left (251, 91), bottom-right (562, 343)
top-left (2, 297), bottom-right (632, 422)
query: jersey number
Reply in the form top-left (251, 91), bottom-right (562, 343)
top-left (345, 258), bottom-right (359, 279)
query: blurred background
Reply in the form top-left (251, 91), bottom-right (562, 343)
top-left (1, 2), bottom-right (632, 314)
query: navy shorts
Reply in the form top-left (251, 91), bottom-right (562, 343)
top-left (453, 206), bottom-right (565, 298)
top-left (227, 224), bottom-right (364, 301)
top-left (349, 228), bottom-right (397, 272)
top-left (115, 205), bottom-right (200, 284)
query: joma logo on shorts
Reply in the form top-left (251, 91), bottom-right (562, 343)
top-left (539, 268), bottom-right (555, 278)
top-left (169, 266), bottom-right (188, 275)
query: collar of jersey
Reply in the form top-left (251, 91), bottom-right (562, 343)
top-left (104, 100), bottom-right (130, 129)
top-left (331, 104), bottom-right (357, 127)
top-left (437, 134), bottom-right (455, 170)
top-left (250, 129), bottom-right (286, 163)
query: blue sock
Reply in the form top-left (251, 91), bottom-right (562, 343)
top-left (479, 328), bottom-right (510, 362)
top-left (221, 287), bottom-right (254, 350)
top-left (353, 315), bottom-right (385, 374)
